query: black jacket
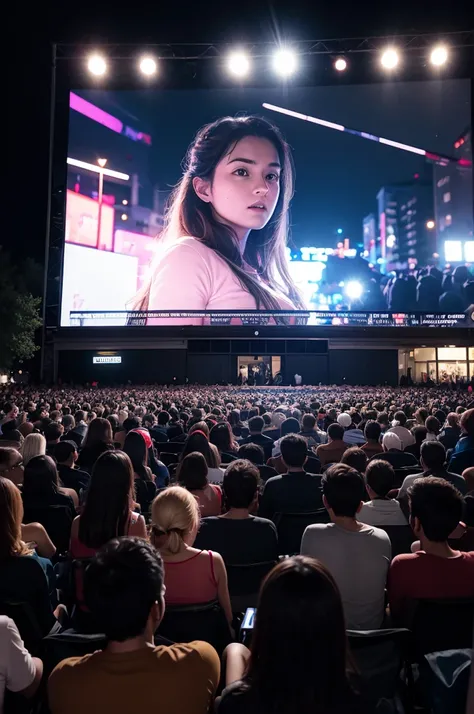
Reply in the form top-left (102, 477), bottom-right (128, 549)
top-left (239, 433), bottom-right (274, 461)
top-left (259, 470), bottom-right (324, 521)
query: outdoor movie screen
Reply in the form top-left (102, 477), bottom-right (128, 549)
top-left (61, 80), bottom-right (473, 327)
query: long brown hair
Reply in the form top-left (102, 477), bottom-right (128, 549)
top-left (0, 476), bottom-right (32, 559)
top-left (131, 115), bottom-right (305, 320)
top-left (82, 417), bottom-right (113, 449)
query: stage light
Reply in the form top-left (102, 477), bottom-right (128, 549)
top-left (334, 57), bottom-right (347, 72)
top-left (122, 199), bottom-right (128, 205)
top-left (97, 158), bottom-right (107, 168)
top-left (426, 219), bottom-right (435, 230)
top-left (139, 56), bottom-right (157, 76)
top-left (380, 48), bottom-right (399, 70)
top-left (430, 45), bottom-right (448, 67)
top-left (121, 213), bottom-right (128, 221)
top-left (345, 281), bottom-right (363, 300)
top-left (227, 51), bottom-right (251, 78)
top-left (87, 54), bottom-right (107, 76)
top-left (272, 48), bottom-right (298, 77)
top-left (337, 228), bottom-right (343, 235)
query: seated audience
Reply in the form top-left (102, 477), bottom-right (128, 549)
top-left (76, 417), bottom-right (115, 473)
top-left (209, 422), bottom-right (238, 463)
top-left (228, 409), bottom-right (248, 439)
top-left (387, 410), bottom-right (416, 449)
top-left (388, 477), bottom-right (474, 625)
top-left (0, 420), bottom-right (23, 449)
top-left (123, 430), bottom-right (157, 513)
top-left (195, 459), bottom-right (278, 564)
top-left (403, 425), bottom-right (428, 461)
top-left (59, 414), bottom-right (75, 441)
top-left (338, 413), bottom-right (365, 445)
top-left (301, 463), bottom-right (391, 629)
top-left (178, 451), bottom-right (222, 517)
top-left (70, 451), bottom-right (146, 559)
top-left (358, 460), bottom-right (408, 526)
top-left (340, 447), bottom-right (368, 474)
top-left (21, 433), bottom-right (46, 466)
top-left (67, 410), bottom-right (88, 448)
top-left (219, 557), bottom-right (362, 714)
top-left (150, 487), bottom-right (233, 628)
top-left (22, 455), bottom-right (78, 512)
top-left (259, 435), bottom-right (324, 521)
top-left (398, 440), bottom-right (468, 500)
top-left (361, 420), bottom-right (384, 459)
top-left (180, 430), bottom-right (224, 483)
top-left (315, 423), bottom-right (348, 466)
top-left (48, 537), bottom-right (220, 714)
top-left (44, 422), bottom-right (64, 457)
top-left (449, 408), bottom-right (474, 474)
top-left (113, 416), bottom-right (141, 449)
top-left (0, 616), bottom-right (43, 709)
top-left (377, 432), bottom-right (419, 469)
top-left (438, 412), bottom-right (461, 450)
top-left (237, 442), bottom-right (278, 482)
top-left (0, 446), bottom-right (24, 486)
top-left (424, 415), bottom-right (441, 441)
top-left (238, 416), bottom-right (274, 462)
top-left (299, 413), bottom-right (325, 447)
top-left (53, 441), bottom-right (90, 497)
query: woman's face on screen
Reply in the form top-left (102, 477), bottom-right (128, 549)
top-left (194, 135), bottom-right (281, 241)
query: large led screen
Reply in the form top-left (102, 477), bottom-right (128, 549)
top-left (61, 81), bottom-right (473, 327)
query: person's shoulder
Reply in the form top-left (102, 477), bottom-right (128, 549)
top-left (155, 640), bottom-right (220, 674)
top-left (390, 552), bottom-right (418, 568)
top-left (0, 614), bottom-right (15, 633)
top-left (250, 515), bottom-right (277, 528)
top-left (49, 652), bottom-right (97, 683)
top-left (167, 237), bottom-right (217, 261)
top-left (368, 524), bottom-right (392, 543)
top-left (263, 474), bottom-right (282, 487)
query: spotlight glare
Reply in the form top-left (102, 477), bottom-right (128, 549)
top-left (426, 220), bottom-right (436, 230)
top-left (121, 213), bottom-right (128, 221)
top-left (380, 48), bottom-right (399, 70)
top-left (430, 45), bottom-right (448, 67)
top-left (227, 51), bottom-right (251, 78)
top-left (272, 48), bottom-right (298, 77)
top-left (334, 57), bottom-right (347, 72)
top-left (87, 54), bottom-right (107, 76)
top-left (139, 56), bottom-right (157, 76)
top-left (345, 281), bottom-right (363, 300)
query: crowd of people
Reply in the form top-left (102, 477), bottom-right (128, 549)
top-left (0, 382), bottom-right (473, 713)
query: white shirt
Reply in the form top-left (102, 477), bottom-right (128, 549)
top-left (358, 499), bottom-right (408, 527)
top-left (0, 616), bottom-right (35, 712)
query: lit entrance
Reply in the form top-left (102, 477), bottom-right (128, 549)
top-left (237, 356), bottom-right (282, 386)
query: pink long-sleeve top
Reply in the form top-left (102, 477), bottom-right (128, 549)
top-left (147, 236), bottom-right (297, 325)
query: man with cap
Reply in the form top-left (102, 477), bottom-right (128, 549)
top-left (338, 413), bottom-right (365, 446)
top-left (54, 441), bottom-right (90, 497)
top-left (373, 432), bottom-right (419, 469)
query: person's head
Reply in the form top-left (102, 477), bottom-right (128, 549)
top-left (44, 421), bottom-right (64, 444)
top-left (151, 486), bottom-right (200, 554)
top-left (420, 440), bottom-right (446, 471)
top-left (222, 459), bottom-right (259, 510)
top-left (462, 466), bottom-right (474, 493)
top-left (322, 463), bottom-right (365, 519)
top-left (79, 451), bottom-right (135, 549)
top-left (340, 447), bottom-right (368, 474)
top-left (248, 415), bottom-right (264, 434)
top-left (382, 432), bottom-right (402, 452)
top-left (446, 412), bottom-right (459, 429)
top-left (377, 412), bottom-right (389, 429)
top-left (271, 410), bottom-right (286, 428)
top-left (364, 420), bottom-right (381, 443)
top-left (237, 442), bottom-right (265, 465)
top-left (82, 417), bottom-right (113, 448)
top-left (280, 434), bottom-right (308, 470)
top-left (74, 409), bottom-right (86, 424)
top-left (280, 417), bottom-right (301, 438)
top-left (177, 451), bottom-right (209, 491)
top-left (188, 421), bottom-right (210, 438)
top-left (209, 422), bottom-right (234, 452)
top-left (21, 433), bottom-right (46, 466)
top-left (460, 408), bottom-right (474, 436)
top-left (53, 440), bottom-right (78, 467)
top-left (123, 430), bottom-right (149, 479)
top-left (327, 423), bottom-right (344, 443)
top-left (425, 416), bottom-right (441, 435)
top-left (0, 447), bottom-right (23, 475)
top-left (412, 425), bottom-right (428, 445)
top-left (142, 413), bottom-right (156, 429)
top-left (408, 477), bottom-right (463, 542)
top-left (61, 414), bottom-right (75, 432)
top-left (365, 459), bottom-right (395, 499)
top-left (22, 455), bottom-right (60, 501)
top-left (415, 407), bottom-right (428, 425)
top-left (393, 410), bottom-right (407, 426)
top-left (0, 476), bottom-right (32, 559)
top-left (181, 430), bottom-right (218, 468)
top-left (247, 556), bottom-right (349, 714)
top-left (84, 537), bottom-right (165, 643)
top-left (228, 409), bottom-right (242, 427)
top-left (337, 413), bottom-right (352, 430)
top-left (301, 413), bottom-right (316, 431)
top-left (123, 416), bottom-right (141, 434)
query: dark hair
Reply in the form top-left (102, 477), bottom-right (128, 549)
top-left (53, 440), bottom-right (77, 463)
top-left (409, 476), bottom-right (463, 541)
top-left (22, 455), bottom-right (61, 503)
top-left (123, 431), bottom-right (151, 481)
top-left (420, 440), bottom-right (446, 470)
top-left (301, 413), bottom-right (316, 430)
top-left (244, 556), bottom-right (350, 714)
top-left (280, 434), bottom-right (308, 468)
top-left (209, 422), bottom-right (234, 453)
top-left (157, 411), bottom-right (170, 426)
top-left (78, 451), bottom-right (135, 549)
top-left (180, 431), bottom-right (219, 468)
top-left (228, 409), bottom-right (244, 428)
top-left (82, 418), bottom-right (113, 449)
top-left (249, 416), bottom-right (264, 433)
top-left (340, 447), bottom-right (368, 474)
top-left (328, 423), bottom-right (344, 441)
top-left (425, 416), bottom-right (440, 435)
top-left (322, 463), bottom-right (365, 517)
top-left (177, 451), bottom-right (208, 491)
top-left (62, 414), bottom-right (75, 431)
top-left (281, 417), bottom-right (300, 438)
top-left (412, 425), bottom-right (428, 444)
top-left (237, 442), bottom-right (265, 465)
top-left (460, 409), bottom-right (474, 436)
top-left (364, 420), bottom-right (381, 442)
top-left (44, 422), bottom-right (63, 442)
top-left (222, 459), bottom-right (259, 509)
top-left (74, 410), bottom-right (86, 423)
top-left (123, 416), bottom-right (141, 433)
top-left (133, 116), bottom-right (304, 320)
top-left (84, 537), bottom-right (164, 642)
top-left (415, 408), bottom-right (429, 425)
top-left (394, 411), bottom-right (407, 426)
top-left (365, 459), bottom-right (395, 498)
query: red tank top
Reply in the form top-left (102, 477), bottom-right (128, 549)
top-left (164, 550), bottom-right (218, 605)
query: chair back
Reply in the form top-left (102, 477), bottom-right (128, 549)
top-left (22, 504), bottom-right (73, 555)
top-left (226, 561), bottom-right (276, 611)
top-left (134, 478), bottom-right (156, 514)
top-left (378, 525), bottom-right (415, 557)
top-left (0, 600), bottom-right (44, 656)
top-left (257, 464), bottom-right (277, 483)
top-left (159, 452), bottom-right (180, 467)
top-left (412, 597), bottom-right (474, 655)
top-left (158, 600), bottom-right (232, 655)
top-left (393, 466), bottom-right (422, 487)
top-left (305, 453), bottom-right (321, 474)
top-left (274, 509), bottom-right (330, 555)
top-left (43, 628), bottom-right (107, 675)
top-left (159, 442), bottom-right (185, 454)
top-left (449, 527), bottom-right (474, 553)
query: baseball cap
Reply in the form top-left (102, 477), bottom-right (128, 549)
top-left (337, 413), bottom-right (352, 428)
top-left (382, 432), bottom-right (402, 451)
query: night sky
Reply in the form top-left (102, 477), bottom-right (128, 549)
top-left (76, 79), bottom-right (471, 249)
